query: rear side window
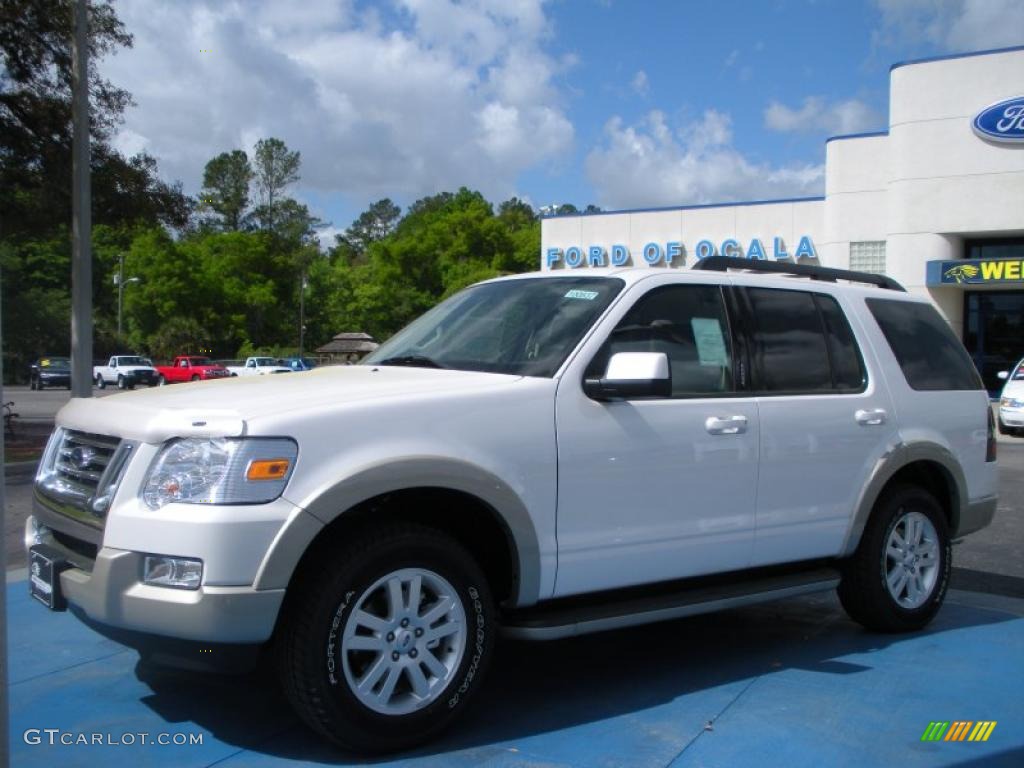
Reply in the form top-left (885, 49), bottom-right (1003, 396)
top-left (742, 288), bottom-right (866, 395)
top-left (815, 294), bottom-right (867, 390)
top-left (866, 298), bottom-right (983, 391)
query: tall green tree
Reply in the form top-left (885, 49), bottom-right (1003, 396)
top-left (252, 137), bottom-right (300, 233)
top-left (333, 198), bottom-right (401, 264)
top-left (199, 150), bottom-right (252, 230)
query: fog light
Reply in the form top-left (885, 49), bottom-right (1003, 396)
top-left (143, 556), bottom-right (203, 590)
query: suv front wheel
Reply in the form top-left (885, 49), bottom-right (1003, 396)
top-left (276, 523), bottom-right (495, 753)
top-left (839, 485), bottom-right (951, 632)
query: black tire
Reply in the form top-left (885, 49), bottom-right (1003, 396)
top-left (276, 523), bottom-right (495, 753)
top-left (157, 375), bottom-right (166, 386)
top-left (838, 485), bottom-right (951, 632)
top-left (96, 375), bottom-right (106, 390)
top-left (29, 376), bottom-right (37, 391)
top-left (116, 375), bottom-right (126, 390)
top-left (191, 374), bottom-right (200, 382)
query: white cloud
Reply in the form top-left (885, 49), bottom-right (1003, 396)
top-left (631, 70), bottom-right (649, 96)
top-left (100, 0), bottom-right (572, 212)
top-left (764, 97), bottom-right (883, 135)
top-left (873, 0), bottom-right (1024, 52)
top-left (585, 110), bottom-right (824, 210)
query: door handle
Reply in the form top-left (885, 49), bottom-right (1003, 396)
top-left (855, 408), bottom-right (887, 426)
top-left (705, 415), bottom-right (748, 435)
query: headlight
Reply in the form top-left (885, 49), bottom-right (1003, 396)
top-left (142, 437), bottom-right (297, 509)
top-left (1001, 397), bottom-right (1024, 408)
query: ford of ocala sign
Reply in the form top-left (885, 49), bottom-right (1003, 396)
top-left (972, 96), bottom-right (1024, 144)
top-left (545, 236), bottom-right (816, 269)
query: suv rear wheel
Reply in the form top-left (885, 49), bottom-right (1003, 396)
top-left (839, 485), bottom-right (950, 632)
top-left (276, 523), bottom-right (494, 753)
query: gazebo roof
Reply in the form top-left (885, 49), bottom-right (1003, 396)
top-left (316, 331), bottom-right (379, 355)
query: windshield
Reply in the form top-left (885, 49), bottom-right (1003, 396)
top-left (363, 277), bottom-right (624, 377)
top-left (253, 357), bottom-right (277, 366)
top-left (190, 357), bottom-right (212, 365)
top-left (118, 356), bottom-right (149, 366)
top-left (39, 357), bottom-right (70, 369)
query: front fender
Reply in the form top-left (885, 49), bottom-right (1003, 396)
top-left (255, 457), bottom-right (543, 606)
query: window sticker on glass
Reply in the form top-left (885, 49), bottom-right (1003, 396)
top-left (564, 289), bottom-right (599, 300)
top-left (691, 318), bottom-right (728, 366)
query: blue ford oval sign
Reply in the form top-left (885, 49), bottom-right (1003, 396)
top-left (973, 96), bottom-right (1024, 143)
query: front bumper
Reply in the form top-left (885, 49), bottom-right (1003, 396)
top-left (28, 441), bottom-right (312, 644)
top-left (27, 515), bottom-right (285, 643)
top-left (38, 373), bottom-right (70, 386)
top-left (125, 370), bottom-right (159, 386)
top-left (998, 406), bottom-right (1024, 429)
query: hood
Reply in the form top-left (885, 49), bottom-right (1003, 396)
top-left (56, 365), bottom-right (522, 443)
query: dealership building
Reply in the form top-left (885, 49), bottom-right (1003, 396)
top-left (541, 46), bottom-right (1024, 392)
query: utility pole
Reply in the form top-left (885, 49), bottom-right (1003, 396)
top-left (70, 0), bottom-right (92, 397)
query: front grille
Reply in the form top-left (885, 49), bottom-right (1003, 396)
top-left (37, 429), bottom-right (134, 525)
top-left (54, 430), bottom-right (120, 497)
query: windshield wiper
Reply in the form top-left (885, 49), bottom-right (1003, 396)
top-left (375, 355), bottom-right (446, 369)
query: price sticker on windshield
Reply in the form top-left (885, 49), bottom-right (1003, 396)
top-left (564, 289), bottom-right (599, 300)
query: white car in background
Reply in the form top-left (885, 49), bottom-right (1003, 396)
top-left (225, 356), bottom-right (292, 377)
top-left (997, 358), bottom-right (1024, 437)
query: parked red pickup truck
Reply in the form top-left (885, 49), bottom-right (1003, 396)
top-left (155, 356), bottom-right (231, 385)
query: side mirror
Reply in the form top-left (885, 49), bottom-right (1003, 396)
top-left (997, 371), bottom-right (1009, 381)
top-left (584, 352), bottom-right (671, 401)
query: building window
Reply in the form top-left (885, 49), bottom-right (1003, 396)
top-left (849, 241), bottom-right (886, 274)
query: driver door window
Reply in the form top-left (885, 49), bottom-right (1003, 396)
top-left (586, 284), bottom-right (734, 397)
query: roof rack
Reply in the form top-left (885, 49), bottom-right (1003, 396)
top-left (692, 256), bottom-right (905, 292)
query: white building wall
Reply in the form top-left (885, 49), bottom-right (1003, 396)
top-left (541, 47), bottom-right (1024, 335)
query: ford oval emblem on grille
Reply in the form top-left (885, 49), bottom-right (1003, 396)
top-left (973, 96), bottom-right (1024, 144)
top-left (69, 446), bottom-right (97, 470)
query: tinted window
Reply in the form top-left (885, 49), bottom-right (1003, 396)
top-left (586, 284), bottom-right (733, 397)
top-left (867, 299), bottom-right (983, 391)
top-left (815, 294), bottom-right (866, 390)
top-left (745, 288), bottom-right (831, 393)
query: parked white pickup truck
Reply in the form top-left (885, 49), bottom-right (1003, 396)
top-left (92, 355), bottom-right (159, 390)
top-left (225, 356), bottom-right (292, 377)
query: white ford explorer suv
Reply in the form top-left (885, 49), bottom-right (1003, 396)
top-left (28, 257), bottom-right (998, 752)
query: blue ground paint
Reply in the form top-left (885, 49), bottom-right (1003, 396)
top-left (7, 584), bottom-right (1023, 767)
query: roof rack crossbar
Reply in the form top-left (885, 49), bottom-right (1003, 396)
top-left (692, 256), bottom-right (905, 292)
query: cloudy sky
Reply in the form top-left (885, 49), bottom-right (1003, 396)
top-left (100, 0), bottom-right (1024, 242)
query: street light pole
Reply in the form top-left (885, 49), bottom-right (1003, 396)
top-left (299, 269), bottom-right (307, 357)
top-left (117, 252), bottom-right (124, 338)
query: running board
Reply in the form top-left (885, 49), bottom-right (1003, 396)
top-left (502, 566), bottom-right (841, 641)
